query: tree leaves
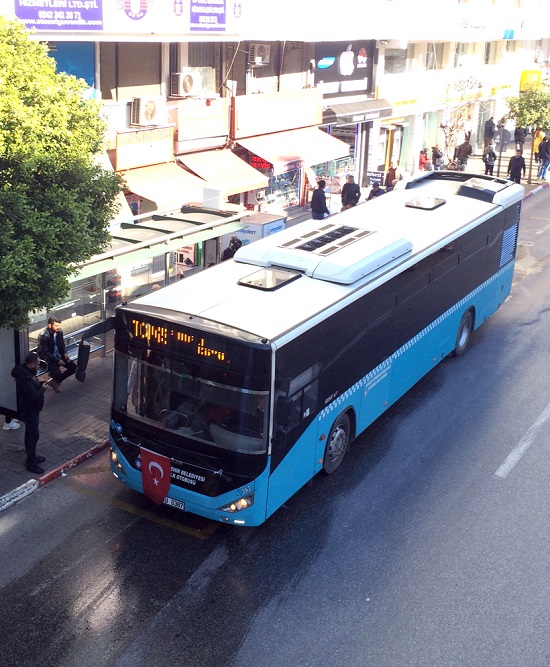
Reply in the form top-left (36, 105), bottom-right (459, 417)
top-left (506, 85), bottom-right (550, 129)
top-left (0, 17), bottom-right (121, 329)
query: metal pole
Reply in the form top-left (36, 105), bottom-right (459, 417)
top-left (496, 125), bottom-right (504, 178)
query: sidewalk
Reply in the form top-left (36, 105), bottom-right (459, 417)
top-left (1, 167), bottom-right (548, 510)
top-left (287, 148), bottom-right (545, 227)
top-left (0, 350), bottom-right (113, 507)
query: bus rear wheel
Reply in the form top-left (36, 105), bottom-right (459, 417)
top-left (323, 412), bottom-right (350, 474)
top-left (452, 310), bottom-right (473, 357)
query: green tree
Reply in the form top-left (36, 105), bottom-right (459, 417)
top-left (0, 17), bottom-right (121, 329)
top-left (505, 84), bottom-right (550, 183)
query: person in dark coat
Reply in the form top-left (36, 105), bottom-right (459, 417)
top-left (367, 182), bottom-right (385, 200)
top-left (456, 140), bottom-right (473, 171)
top-left (37, 316), bottom-right (77, 393)
top-left (311, 179), bottom-right (330, 220)
top-left (11, 352), bottom-right (48, 474)
top-left (482, 143), bottom-right (497, 176)
top-left (484, 116), bottom-right (496, 148)
top-left (221, 236), bottom-right (243, 261)
top-left (514, 126), bottom-right (527, 152)
top-left (341, 175), bottom-right (361, 210)
top-left (431, 146), bottom-right (444, 170)
top-left (537, 137), bottom-right (550, 180)
top-left (507, 150), bottom-right (526, 183)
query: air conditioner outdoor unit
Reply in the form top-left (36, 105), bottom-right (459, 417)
top-left (130, 96), bottom-right (166, 126)
top-left (170, 69), bottom-right (203, 97)
top-left (249, 43), bottom-right (271, 65)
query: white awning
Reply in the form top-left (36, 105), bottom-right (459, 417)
top-left (237, 127), bottom-right (350, 175)
top-left (177, 149), bottom-right (269, 196)
top-left (120, 162), bottom-right (206, 210)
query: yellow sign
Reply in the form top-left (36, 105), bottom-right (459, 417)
top-left (520, 70), bottom-right (542, 91)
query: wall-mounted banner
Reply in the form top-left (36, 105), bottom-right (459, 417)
top-left (190, 0), bottom-right (226, 31)
top-left (14, 0), bottom-right (104, 31)
top-left (11, 0), bottom-right (240, 36)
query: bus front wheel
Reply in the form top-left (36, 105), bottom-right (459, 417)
top-left (452, 310), bottom-right (473, 357)
top-left (323, 412), bottom-right (351, 474)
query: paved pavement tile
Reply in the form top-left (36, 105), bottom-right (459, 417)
top-left (0, 352), bottom-right (112, 498)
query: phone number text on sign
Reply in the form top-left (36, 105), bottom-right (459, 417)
top-left (190, 0), bottom-right (226, 31)
top-left (16, 0), bottom-right (103, 31)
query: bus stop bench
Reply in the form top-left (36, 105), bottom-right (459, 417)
top-left (34, 333), bottom-right (105, 378)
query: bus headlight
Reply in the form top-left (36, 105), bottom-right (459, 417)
top-left (110, 448), bottom-right (123, 472)
top-left (219, 494), bottom-right (254, 513)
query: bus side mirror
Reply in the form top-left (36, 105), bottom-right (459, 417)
top-left (275, 396), bottom-right (292, 427)
top-left (75, 341), bottom-right (91, 383)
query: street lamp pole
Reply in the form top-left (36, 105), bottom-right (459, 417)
top-left (496, 123), bottom-right (504, 178)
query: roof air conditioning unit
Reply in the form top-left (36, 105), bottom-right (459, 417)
top-left (170, 69), bottom-right (203, 97)
top-left (249, 43), bottom-right (271, 65)
top-left (130, 96), bottom-right (166, 126)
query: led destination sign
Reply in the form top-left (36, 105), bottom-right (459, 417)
top-left (131, 318), bottom-right (228, 363)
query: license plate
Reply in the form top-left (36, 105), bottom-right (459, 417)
top-left (163, 497), bottom-right (185, 511)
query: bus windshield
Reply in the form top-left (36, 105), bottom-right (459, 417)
top-left (113, 313), bottom-right (272, 455)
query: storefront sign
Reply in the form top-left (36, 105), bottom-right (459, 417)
top-left (232, 89), bottom-right (323, 139)
top-left (116, 126), bottom-right (174, 171)
top-left (177, 98), bottom-right (230, 142)
top-left (520, 69), bottom-right (542, 91)
top-left (249, 155), bottom-right (272, 171)
top-left (190, 0), bottom-right (226, 31)
top-left (314, 41), bottom-right (375, 99)
top-left (365, 170), bottom-right (384, 185)
top-left (11, 0), bottom-right (241, 36)
top-left (15, 0), bottom-right (103, 31)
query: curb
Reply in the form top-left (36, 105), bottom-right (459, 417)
top-left (524, 182), bottom-right (548, 199)
top-left (0, 438), bottom-right (110, 513)
top-left (0, 479), bottom-right (39, 513)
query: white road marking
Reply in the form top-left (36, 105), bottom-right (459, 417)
top-left (495, 401), bottom-right (550, 478)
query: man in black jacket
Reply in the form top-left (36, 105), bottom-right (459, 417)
top-left (11, 352), bottom-right (48, 474)
top-left (507, 150), bottom-right (526, 183)
top-left (341, 175), bottom-right (361, 210)
top-left (537, 136), bottom-right (550, 180)
top-left (311, 179), bottom-right (330, 220)
top-left (456, 140), bottom-right (473, 171)
top-left (37, 316), bottom-right (77, 392)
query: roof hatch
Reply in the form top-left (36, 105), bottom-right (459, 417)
top-left (235, 222), bottom-right (412, 285)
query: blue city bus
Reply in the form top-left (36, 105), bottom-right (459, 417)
top-left (105, 172), bottom-right (523, 525)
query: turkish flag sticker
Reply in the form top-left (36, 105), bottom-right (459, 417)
top-left (141, 448), bottom-right (172, 505)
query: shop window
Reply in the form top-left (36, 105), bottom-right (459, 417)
top-left (427, 43), bottom-right (444, 70)
top-left (152, 254), bottom-right (165, 275)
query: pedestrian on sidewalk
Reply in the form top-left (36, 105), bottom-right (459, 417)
top-left (385, 162), bottom-right (397, 186)
top-left (514, 126), bottom-right (527, 153)
top-left (431, 146), bottom-right (444, 170)
top-left (533, 128), bottom-right (545, 163)
top-left (367, 182), bottom-right (385, 200)
top-left (507, 150), bottom-right (526, 184)
top-left (419, 149), bottom-right (430, 171)
top-left (456, 139), bottom-right (473, 171)
top-left (37, 316), bottom-right (77, 393)
top-left (484, 116), bottom-right (497, 149)
top-left (537, 136), bottom-right (550, 180)
top-left (3, 416), bottom-right (20, 431)
top-left (341, 175), bottom-right (361, 210)
top-left (482, 143), bottom-right (497, 176)
top-left (311, 179), bottom-right (330, 220)
top-left (11, 352), bottom-right (48, 474)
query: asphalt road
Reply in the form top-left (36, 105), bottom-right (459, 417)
top-left (2, 190), bottom-right (550, 667)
